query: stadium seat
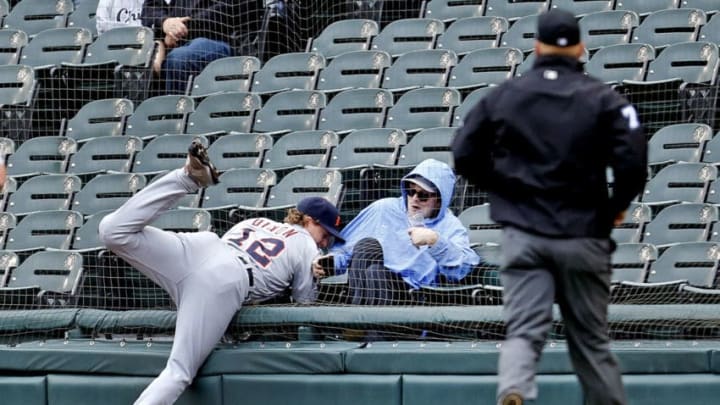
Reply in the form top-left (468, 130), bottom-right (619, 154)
top-left (66, 135), bottom-right (142, 176)
top-left (584, 43), bottom-right (655, 84)
top-left (642, 203), bottom-right (717, 247)
top-left (263, 130), bottom-right (338, 172)
top-left (458, 203), bottom-right (502, 247)
top-left (452, 85), bottom-right (495, 126)
top-left (612, 202), bottom-right (652, 244)
top-left (62, 98), bottom-right (134, 142)
top-left (0, 250), bottom-right (83, 309)
top-left (265, 168), bottom-right (344, 208)
top-left (66, 0), bottom-right (99, 38)
top-left (614, 0), bottom-right (681, 17)
top-left (208, 132), bottom-right (273, 171)
top-left (185, 92), bottom-right (262, 136)
top-left (0, 174), bottom-right (16, 212)
top-left (422, 0), bottom-right (485, 22)
top-left (2, 0), bottom-right (73, 37)
top-left (19, 27), bottom-right (92, 69)
top-left (698, 13), bottom-right (720, 44)
top-left (631, 9), bottom-right (706, 49)
top-left (187, 56), bottom-right (261, 97)
top-left (681, 0), bottom-right (719, 13)
top-left (0, 250), bottom-right (18, 287)
top-left (71, 209), bottom-right (112, 252)
top-left (307, 19), bottom-right (379, 59)
top-left (318, 88), bottom-right (393, 132)
top-left (131, 134), bottom-right (210, 176)
top-left (0, 212), bottom-right (15, 250)
top-left (701, 131), bottom-right (720, 166)
top-left (435, 16), bottom-right (508, 55)
top-left (149, 208), bottom-right (212, 233)
top-left (315, 50), bottom-right (391, 92)
top-left (6, 136), bottom-right (76, 177)
top-left (0, 64), bottom-right (36, 142)
top-left (498, 14), bottom-right (537, 53)
top-left (385, 87), bottom-right (460, 131)
top-left (579, 10), bottom-right (639, 53)
top-left (370, 18), bottom-right (444, 57)
top-left (641, 162), bottom-right (716, 205)
top-left (647, 123), bottom-right (712, 170)
top-left (611, 243), bottom-right (656, 285)
top-left (72, 173), bottom-right (146, 215)
top-left (381, 49), bottom-right (457, 91)
top-left (329, 128), bottom-right (406, 169)
top-left (484, 0), bottom-right (548, 21)
top-left (5, 174), bottom-right (81, 216)
top-left (125, 95), bottom-right (195, 140)
top-left (549, 0), bottom-right (614, 17)
top-left (0, 29), bottom-right (27, 65)
top-left (251, 52), bottom-right (325, 94)
top-left (5, 210), bottom-right (82, 252)
top-left (448, 47), bottom-right (523, 90)
top-left (0, 0), bottom-right (8, 25)
top-left (396, 127), bottom-right (454, 167)
top-left (253, 90), bottom-right (326, 133)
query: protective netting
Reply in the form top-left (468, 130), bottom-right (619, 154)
top-left (0, 0), bottom-right (719, 343)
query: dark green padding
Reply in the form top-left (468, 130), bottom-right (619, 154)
top-left (0, 340), bottom-right (354, 376)
top-left (46, 375), bottom-right (222, 405)
top-left (402, 375), bottom-right (583, 405)
top-left (345, 341), bottom-right (714, 374)
top-left (0, 309), bottom-right (78, 332)
top-left (623, 374), bottom-right (720, 405)
top-left (222, 375), bottom-right (401, 405)
top-left (75, 309), bottom-right (176, 335)
top-left (0, 376), bottom-right (46, 405)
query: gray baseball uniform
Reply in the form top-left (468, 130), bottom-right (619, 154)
top-left (99, 168), bottom-right (320, 405)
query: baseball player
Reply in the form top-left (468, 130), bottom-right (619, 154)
top-left (98, 141), bottom-right (343, 405)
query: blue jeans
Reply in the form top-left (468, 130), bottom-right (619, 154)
top-left (163, 38), bottom-right (232, 94)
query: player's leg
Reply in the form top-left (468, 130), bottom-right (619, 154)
top-left (134, 250), bottom-right (251, 405)
top-left (553, 238), bottom-right (626, 405)
top-left (496, 227), bottom-right (555, 405)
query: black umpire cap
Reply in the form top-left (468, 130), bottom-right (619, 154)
top-left (537, 9), bottom-right (581, 48)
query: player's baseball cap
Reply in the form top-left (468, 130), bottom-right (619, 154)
top-left (403, 174), bottom-right (438, 194)
top-left (297, 197), bottom-right (344, 243)
top-left (537, 9), bottom-right (581, 48)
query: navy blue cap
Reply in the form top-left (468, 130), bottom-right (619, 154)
top-left (297, 197), bottom-right (344, 243)
top-left (537, 9), bottom-right (581, 48)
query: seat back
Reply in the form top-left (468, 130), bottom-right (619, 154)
top-left (6, 136), bottom-right (76, 177)
top-left (83, 26), bottom-right (154, 67)
top-left (185, 92), bottom-right (261, 135)
top-left (448, 47), bottom-right (523, 88)
top-left (7, 250), bottom-right (83, 296)
top-left (5, 174), bottom-right (81, 215)
top-left (641, 163), bottom-right (716, 205)
top-left (585, 43), bottom-right (655, 84)
top-left (251, 52), bottom-right (325, 93)
top-left (265, 168), bottom-right (343, 207)
top-left (263, 130), bottom-right (338, 170)
top-left (698, 13), bottom-right (720, 44)
top-left (648, 123), bottom-right (712, 168)
top-left (452, 86), bottom-right (495, 126)
top-left (681, 0), bottom-right (720, 13)
top-left (484, 0), bottom-right (548, 20)
top-left (67, 135), bottom-right (142, 175)
top-left (611, 243), bottom-right (657, 283)
top-left (458, 204), bottom-right (502, 247)
top-left (72, 173), bottom-right (146, 215)
top-left (318, 88), bottom-right (393, 131)
top-left (253, 90), bottom-right (326, 133)
top-left (385, 87), bottom-right (460, 131)
top-left (424, 0), bottom-right (485, 21)
top-left (208, 132), bottom-right (272, 171)
top-left (20, 27), bottom-right (92, 68)
top-left (370, 18), bottom-right (444, 57)
top-left (3, 0), bottom-right (73, 36)
top-left (612, 202), bottom-right (653, 243)
top-left (397, 127), bottom-right (454, 167)
top-left (132, 134), bottom-right (209, 175)
top-left (149, 209), bottom-right (212, 233)
top-left (202, 168), bottom-right (276, 209)
top-left (500, 14), bottom-right (537, 53)
top-left (614, 0), bottom-right (681, 17)
top-left (72, 209), bottom-right (112, 251)
top-left (632, 9), bottom-right (706, 49)
top-left (125, 95), bottom-right (194, 138)
top-left (66, 0), bottom-right (99, 38)
top-left (316, 50), bottom-right (391, 92)
top-left (550, 0), bottom-right (614, 16)
top-left (309, 19), bottom-right (378, 59)
top-left (0, 29), bottom-right (27, 65)
top-left (64, 98), bottom-right (134, 142)
top-left (0, 64), bottom-right (35, 106)
top-left (0, 250), bottom-right (19, 287)
top-left (648, 242), bottom-right (720, 286)
top-left (328, 128), bottom-right (406, 168)
top-left (579, 10), bottom-right (639, 52)
top-left (189, 56), bottom-right (261, 97)
top-left (643, 203), bottom-right (717, 246)
top-left (644, 41), bottom-right (719, 84)
top-left (6, 210), bottom-right (83, 251)
top-left (436, 16), bottom-right (508, 55)
top-left (382, 49), bottom-right (457, 89)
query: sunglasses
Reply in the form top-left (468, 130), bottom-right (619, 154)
top-left (407, 188), bottom-right (437, 202)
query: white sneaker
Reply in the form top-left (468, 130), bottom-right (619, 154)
top-left (184, 140), bottom-right (219, 187)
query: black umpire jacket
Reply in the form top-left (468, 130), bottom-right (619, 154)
top-left (452, 55), bottom-right (647, 239)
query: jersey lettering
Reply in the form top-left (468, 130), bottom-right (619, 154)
top-left (226, 227), bottom-right (286, 269)
top-left (621, 105), bottom-right (640, 130)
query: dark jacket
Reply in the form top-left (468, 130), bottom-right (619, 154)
top-left (141, 0), bottom-right (242, 43)
top-left (452, 55), bottom-right (647, 238)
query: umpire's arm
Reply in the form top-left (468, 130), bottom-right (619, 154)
top-left (451, 96), bottom-right (497, 189)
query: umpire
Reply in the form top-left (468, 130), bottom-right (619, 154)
top-left (452, 9), bottom-right (647, 405)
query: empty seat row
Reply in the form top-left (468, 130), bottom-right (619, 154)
top-left (1, 0), bottom-right (97, 38)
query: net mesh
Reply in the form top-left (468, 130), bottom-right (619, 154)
top-left (0, 0), bottom-right (719, 344)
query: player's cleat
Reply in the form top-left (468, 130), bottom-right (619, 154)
top-left (500, 392), bottom-right (524, 405)
top-left (185, 140), bottom-right (219, 187)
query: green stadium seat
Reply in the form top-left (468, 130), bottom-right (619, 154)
top-left (579, 10), bottom-right (639, 53)
top-left (631, 9), bottom-right (706, 49)
top-left (550, 0), bottom-right (614, 17)
top-left (614, 0), bottom-right (681, 17)
top-left (611, 242), bottom-right (656, 285)
top-left (72, 173), bottom-right (146, 216)
top-left (125, 95), bottom-right (195, 140)
top-left (63, 98), bottom-right (133, 143)
top-left (423, 0), bottom-right (485, 22)
top-left (263, 129), bottom-right (337, 171)
top-left (188, 56), bottom-right (261, 97)
top-left (458, 203), bottom-right (502, 248)
top-left (318, 88), bottom-right (393, 132)
top-left (385, 87), bottom-right (460, 131)
top-left (642, 203), bottom-right (717, 247)
top-left (436, 16), bottom-right (508, 56)
top-left (452, 85), bottom-right (495, 126)
top-left (612, 202), bottom-right (652, 244)
top-left (484, 0), bottom-right (548, 21)
top-left (5, 174), bottom-right (81, 216)
top-left (19, 27), bottom-right (92, 69)
top-left (499, 14), bottom-right (537, 53)
top-left (67, 135), bottom-right (142, 176)
top-left (381, 49), bottom-right (457, 91)
top-left (66, 0), bottom-right (99, 38)
top-left (370, 18), bottom-right (444, 58)
top-left (396, 127), bottom-right (454, 167)
top-left (647, 123), bottom-right (712, 171)
top-left (585, 43), bottom-right (655, 84)
top-left (208, 132), bottom-right (272, 171)
top-left (6, 136), bottom-right (76, 177)
top-left (315, 50), bottom-right (391, 92)
top-left (698, 13), bottom-right (720, 44)
top-left (2, 0), bottom-right (73, 37)
top-left (448, 47), bottom-right (523, 90)
top-left (641, 162), bottom-right (716, 206)
top-left (0, 29), bottom-right (27, 65)
top-left (253, 90), bottom-right (326, 133)
top-left (307, 19), bottom-right (379, 59)
top-left (5, 210), bottom-right (83, 252)
top-left (251, 52), bottom-right (325, 94)
top-left (0, 64), bottom-right (36, 142)
top-left (185, 92), bottom-right (262, 136)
